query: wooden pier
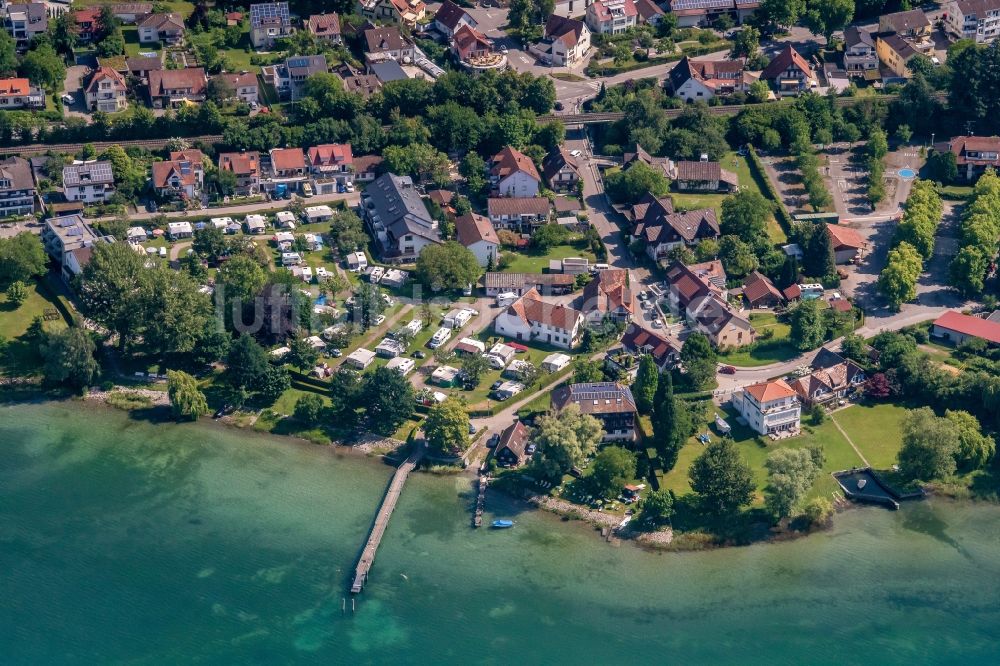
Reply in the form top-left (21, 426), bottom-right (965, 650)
top-left (351, 449), bottom-right (423, 594)
top-left (473, 474), bottom-right (488, 528)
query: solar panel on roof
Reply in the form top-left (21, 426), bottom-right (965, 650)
top-left (671, 0), bottom-right (731, 8)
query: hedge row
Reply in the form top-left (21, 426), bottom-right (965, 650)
top-left (745, 144), bottom-right (793, 234)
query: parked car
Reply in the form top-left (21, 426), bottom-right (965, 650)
top-left (569, 149), bottom-right (582, 157)
top-left (719, 365), bottom-right (737, 375)
top-left (61, 93), bottom-right (75, 105)
top-left (330, 349), bottom-right (342, 357)
top-left (374, 315), bottom-right (386, 326)
top-left (468, 423), bottom-right (477, 434)
top-left (554, 101), bottom-right (564, 111)
top-left (412, 350), bottom-right (426, 359)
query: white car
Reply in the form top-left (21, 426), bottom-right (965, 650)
top-left (61, 93), bottom-right (75, 105)
top-left (375, 315), bottom-right (386, 326)
top-left (570, 149), bottom-right (583, 157)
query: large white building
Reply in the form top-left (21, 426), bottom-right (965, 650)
top-left (63, 161), bottom-right (115, 203)
top-left (586, 0), bottom-right (638, 34)
top-left (494, 287), bottom-right (584, 349)
top-left (947, 0), bottom-right (1000, 43)
top-left (734, 379), bottom-right (801, 436)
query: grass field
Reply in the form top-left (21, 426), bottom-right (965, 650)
top-left (719, 312), bottom-right (799, 367)
top-left (670, 152), bottom-right (788, 245)
top-left (657, 404), bottom-right (865, 505)
top-left (830, 402), bottom-right (907, 470)
top-left (0, 280), bottom-right (69, 376)
top-left (502, 243), bottom-right (596, 274)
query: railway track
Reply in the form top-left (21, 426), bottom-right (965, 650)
top-left (0, 135), bottom-right (225, 157)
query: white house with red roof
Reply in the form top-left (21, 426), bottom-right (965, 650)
top-left (734, 379), bottom-right (801, 436)
top-left (490, 146), bottom-right (541, 198)
top-left (494, 287), bottom-right (584, 349)
top-left (307, 143), bottom-right (354, 193)
top-left (433, 0), bottom-right (477, 37)
top-left (537, 15), bottom-right (591, 66)
top-left (825, 223), bottom-right (868, 264)
top-left (932, 310), bottom-right (1000, 346)
top-left (455, 213), bottom-right (499, 267)
top-left (83, 67), bottom-right (127, 112)
top-left (586, 0), bottom-right (638, 34)
top-left (761, 44), bottom-right (816, 92)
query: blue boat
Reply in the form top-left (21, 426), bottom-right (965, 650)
top-left (491, 519), bottom-right (514, 529)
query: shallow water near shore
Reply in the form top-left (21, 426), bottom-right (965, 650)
top-left (2, 401), bottom-right (1000, 664)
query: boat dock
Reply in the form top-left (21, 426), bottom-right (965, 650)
top-left (351, 449), bottom-right (423, 594)
top-left (473, 474), bottom-right (488, 528)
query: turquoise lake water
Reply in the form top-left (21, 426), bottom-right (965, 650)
top-left (2, 401), bottom-right (1000, 664)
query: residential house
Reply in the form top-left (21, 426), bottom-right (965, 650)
top-left (452, 24), bottom-right (495, 64)
top-left (761, 45), bottom-right (816, 92)
top-left (42, 215), bottom-right (110, 281)
top-left (63, 161), bottom-right (115, 203)
top-left (73, 7), bottom-right (103, 43)
top-left (213, 72), bottom-right (259, 104)
top-left (84, 67), bottom-right (128, 113)
top-left (610, 324), bottom-right (679, 373)
top-left (843, 26), bottom-right (879, 77)
top-left (664, 259), bottom-right (755, 348)
top-left (875, 32), bottom-right (920, 78)
top-left (552, 382), bottom-right (638, 441)
top-left (487, 197), bottom-right (550, 230)
top-left (353, 154), bottom-right (384, 182)
top-left (263, 54), bottom-right (327, 101)
top-left (0, 77), bottom-right (43, 109)
top-left (582, 268), bottom-right (636, 323)
top-left (455, 213), bottom-right (500, 267)
top-left (152, 149), bottom-right (204, 200)
top-left (826, 223), bottom-right (867, 264)
top-left (219, 151), bottom-right (261, 195)
top-left (339, 67), bottom-right (382, 99)
top-left (734, 379), bottom-right (801, 436)
top-left (944, 135), bottom-right (1000, 181)
top-left (490, 146), bottom-right (541, 198)
top-left (494, 287), bottom-right (584, 349)
top-left (634, 0), bottom-right (665, 24)
top-left (587, 0), bottom-right (638, 34)
top-left (361, 173), bottom-right (440, 261)
top-left (947, 0), bottom-right (1000, 44)
top-left (542, 147), bottom-right (580, 192)
top-left (147, 68), bottom-right (207, 108)
top-left (368, 60), bottom-right (408, 85)
top-left (427, 189), bottom-right (456, 218)
top-left (434, 0), bottom-right (476, 37)
top-left (357, 0), bottom-right (426, 28)
top-left (484, 272), bottom-right (575, 296)
top-left (0, 157), bottom-right (35, 217)
top-left (879, 9), bottom-right (932, 40)
top-left (307, 143), bottom-right (354, 193)
top-left (363, 25), bottom-right (414, 63)
top-left (667, 0), bottom-right (760, 28)
top-left (632, 198), bottom-right (720, 261)
top-left (742, 270), bottom-right (784, 308)
top-left (249, 2), bottom-right (292, 49)
top-left (126, 55), bottom-right (162, 80)
top-left (226, 11), bottom-right (244, 26)
top-left (494, 421), bottom-right (531, 467)
top-left (667, 56), bottom-right (754, 102)
top-left (537, 15), bottom-right (591, 66)
top-left (307, 13), bottom-right (342, 44)
top-left (138, 13), bottom-right (185, 45)
top-left (932, 310), bottom-right (1000, 346)
top-left (788, 348), bottom-right (867, 407)
top-left (3, 2), bottom-right (47, 51)
top-left (622, 143), bottom-right (674, 177)
top-left (267, 148), bottom-right (308, 192)
top-left (672, 158), bottom-right (738, 192)
top-left (109, 3), bottom-right (153, 23)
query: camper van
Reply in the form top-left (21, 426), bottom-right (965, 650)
top-left (496, 291), bottom-right (518, 308)
top-left (427, 327), bottom-right (452, 349)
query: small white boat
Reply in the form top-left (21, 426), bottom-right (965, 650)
top-left (857, 478), bottom-right (867, 490)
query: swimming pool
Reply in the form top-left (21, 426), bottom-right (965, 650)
top-left (898, 168), bottom-right (916, 179)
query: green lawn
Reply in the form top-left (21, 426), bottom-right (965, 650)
top-left (502, 243), bottom-right (596, 274)
top-left (830, 402), bottom-right (908, 470)
top-left (936, 184), bottom-right (974, 201)
top-left (671, 152), bottom-right (788, 244)
top-left (719, 312), bottom-right (799, 367)
top-left (0, 280), bottom-right (69, 376)
top-left (657, 405), bottom-right (864, 506)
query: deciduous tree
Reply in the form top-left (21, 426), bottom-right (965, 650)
top-left (415, 241), bottom-right (482, 291)
top-left (531, 404), bottom-right (604, 480)
top-left (589, 446), bottom-right (637, 497)
top-left (689, 438), bottom-right (755, 517)
top-left (898, 407), bottom-right (958, 481)
top-left (424, 397), bottom-right (471, 455)
top-left (167, 370), bottom-right (209, 421)
top-left (633, 354), bottom-right (658, 414)
top-left (361, 366), bottom-right (414, 435)
top-left (40, 327), bottom-right (98, 392)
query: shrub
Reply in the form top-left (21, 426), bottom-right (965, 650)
top-left (802, 497), bottom-right (834, 525)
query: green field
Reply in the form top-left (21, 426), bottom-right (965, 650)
top-left (0, 280), bottom-right (70, 376)
top-left (829, 402), bottom-right (908, 470)
top-left (719, 312), bottom-right (799, 367)
top-left (670, 152), bottom-right (788, 245)
top-left (502, 243), bottom-right (596, 274)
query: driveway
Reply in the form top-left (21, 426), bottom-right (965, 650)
top-left (62, 65), bottom-right (91, 120)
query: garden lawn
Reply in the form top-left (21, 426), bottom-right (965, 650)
top-left (502, 243), bottom-right (596, 273)
top-left (719, 312), bottom-right (798, 367)
top-left (829, 402), bottom-right (907, 470)
top-left (656, 406), bottom-right (863, 506)
top-left (670, 152), bottom-right (787, 244)
top-left (0, 280), bottom-right (69, 376)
